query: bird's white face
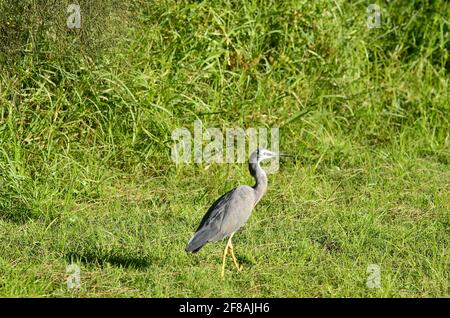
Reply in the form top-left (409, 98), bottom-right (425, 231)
top-left (255, 148), bottom-right (289, 163)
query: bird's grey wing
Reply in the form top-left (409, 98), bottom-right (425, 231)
top-left (185, 188), bottom-right (237, 253)
top-left (186, 186), bottom-right (256, 253)
top-left (195, 188), bottom-right (237, 232)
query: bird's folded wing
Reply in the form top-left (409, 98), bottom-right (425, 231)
top-left (195, 188), bottom-right (237, 232)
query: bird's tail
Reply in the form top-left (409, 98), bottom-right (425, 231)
top-left (185, 230), bottom-right (210, 253)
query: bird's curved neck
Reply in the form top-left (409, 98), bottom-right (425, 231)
top-left (250, 162), bottom-right (267, 204)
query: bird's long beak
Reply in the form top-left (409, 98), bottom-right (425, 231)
top-left (277, 152), bottom-right (291, 157)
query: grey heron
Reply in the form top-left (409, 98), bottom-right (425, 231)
top-left (185, 148), bottom-right (289, 277)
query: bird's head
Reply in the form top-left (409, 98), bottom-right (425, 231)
top-left (249, 148), bottom-right (290, 164)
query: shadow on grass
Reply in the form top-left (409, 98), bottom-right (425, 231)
top-left (311, 234), bottom-right (342, 253)
top-left (234, 254), bottom-right (254, 268)
top-left (0, 198), bottom-right (37, 224)
top-left (66, 249), bottom-right (152, 269)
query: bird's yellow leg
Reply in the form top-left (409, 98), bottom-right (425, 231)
top-left (227, 232), bottom-right (243, 272)
top-left (221, 236), bottom-right (232, 278)
top-left (229, 242), bottom-right (243, 272)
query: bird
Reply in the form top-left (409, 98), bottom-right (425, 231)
top-left (185, 148), bottom-right (290, 277)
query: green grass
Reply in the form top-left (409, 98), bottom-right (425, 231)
top-left (0, 0), bottom-right (449, 297)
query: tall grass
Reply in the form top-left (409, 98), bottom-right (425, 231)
top-left (0, 0), bottom-right (448, 297)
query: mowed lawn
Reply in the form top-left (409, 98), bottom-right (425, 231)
top-left (0, 0), bottom-right (449, 297)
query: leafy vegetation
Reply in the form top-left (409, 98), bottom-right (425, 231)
top-left (0, 0), bottom-right (448, 297)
